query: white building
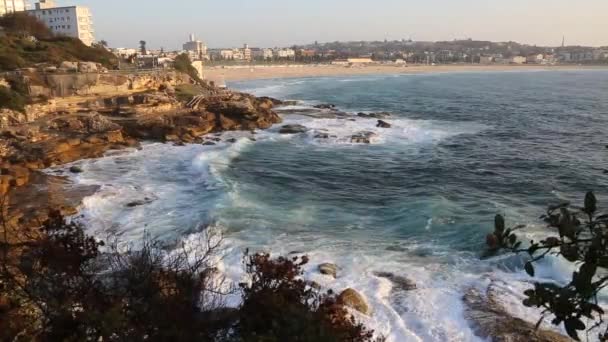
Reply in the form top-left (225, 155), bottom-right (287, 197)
top-left (27, 1), bottom-right (95, 46)
top-left (220, 49), bottom-right (234, 60)
top-left (511, 56), bottom-right (526, 64)
top-left (0, 0), bottom-right (27, 15)
top-left (112, 47), bottom-right (138, 59)
top-left (275, 48), bottom-right (295, 59)
top-left (243, 44), bottom-right (251, 61)
top-left (182, 34), bottom-right (207, 60)
top-left (262, 48), bottom-right (274, 60)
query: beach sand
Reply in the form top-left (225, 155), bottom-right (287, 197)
top-left (204, 64), bottom-right (607, 83)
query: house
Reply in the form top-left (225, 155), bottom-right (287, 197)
top-left (113, 48), bottom-right (138, 59)
top-left (275, 48), bottom-right (296, 59)
top-left (511, 56), bottom-right (526, 64)
top-left (262, 48), bottom-right (274, 60)
top-left (526, 54), bottom-right (544, 64)
top-left (479, 56), bottom-right (494, 64)
top-left (27, 0), bottom-right (95, 46)
top-left (220, 50), bottom-right (234, 60)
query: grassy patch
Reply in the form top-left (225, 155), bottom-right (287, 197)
top-left (0, 85), bottom-right (27, 112)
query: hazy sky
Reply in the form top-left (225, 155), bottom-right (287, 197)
top-left (50, 0), bottom-right (607, 49)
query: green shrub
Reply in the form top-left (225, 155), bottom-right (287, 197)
top-left (0, 86), bottom-right (26, 112)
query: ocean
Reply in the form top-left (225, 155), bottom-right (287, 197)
top-left (65, 70), bottom-right (608, 341)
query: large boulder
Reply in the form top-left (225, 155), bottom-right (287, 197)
top-left (59, 61), bottom-right (78, 72)
top-left (350, 131), bottom-right (377, 144)
top-left (82, 114), bottom-right (121, 133)
top-left (78, 62), bottom-right (99, 73)
top-left (376, 120), bottom-right (391, 128)
top-left (464, 282), bottom-right (570, 342)
top-left (338, 288), bottom-right (370, 315)
top-left (373, 271), bottom-right (416, 291)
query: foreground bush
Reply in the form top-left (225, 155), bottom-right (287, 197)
top-left (0, 209), bottom-right (380, 341)
top-left (487, 192), bottom-right (608, 341)
top-left (238, 253), bottom-right (382, 342)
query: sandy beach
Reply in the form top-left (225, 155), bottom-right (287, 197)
top-left (204, 64), bottom-right (608, 83)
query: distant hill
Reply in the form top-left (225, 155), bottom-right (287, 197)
top-left (0, 12), bottom-right (117, 72)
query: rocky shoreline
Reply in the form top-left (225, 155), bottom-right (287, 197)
top-left (1, 82), bottom-right (574, 341)
top-left (0, 84), bottom-right (282, 240)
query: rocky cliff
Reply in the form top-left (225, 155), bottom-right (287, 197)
top-left (0, 88), bottom-right (282, 226)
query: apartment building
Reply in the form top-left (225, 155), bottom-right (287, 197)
top-left (183, 34), bottom-right (208, 60)
top-left (27, 1), bottom-right (95, 46)
top-left (0, 0), bottom-right (27, 16)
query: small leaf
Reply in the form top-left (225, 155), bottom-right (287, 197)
top-left (524, 262), bottom-right (535, 277)
top-left (494, 214), bottom-right (505, 233)
top-left (564, 318), bottom-right (585, 341)
top-left (584, 191), bottom-right (597, 214)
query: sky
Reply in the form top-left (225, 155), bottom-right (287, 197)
top-left (49, 0), bottom-right (608, 49)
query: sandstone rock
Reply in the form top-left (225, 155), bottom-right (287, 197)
top-left (464, 282), bottom-right (570, 342)
top-left (373, 271), bottom-right (416, 291)
top-left (279, 124), bottom-right (308, 134)
top-left (60, 61), bottom-right (79, 72)
top-left (318, 263), bottom-right (338, 278)
top-left (338, 288), bottom-right (370, 315)
top-left (78, 62), bottom-right (99, 73)
top-left (82, 114), bottom-right (121, 133)
top-left (376, 120), bottom-right (391, 128)
top-left (350, 131), bottom-right (377, 144)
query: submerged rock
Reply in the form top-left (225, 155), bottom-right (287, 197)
top-left (318, 263), bottom-right (338, 278)
top-left (357, 112), bottom-right (392, 119)
top-left (350, 131), bottom-right (377, 144)
top-left (373, 271), bottom-right (416, 291)
top-left (313, 104), bottom-right (336, 110)
top-left (314, 133), bottom-right (330, 139)
top-left (376, 120), bottom-right (391, 128)
top-left (279, 124), bottom-right (308, 134)
top-left (126, 197), bottom-right (156, 208)
top-left (69, 166), bottom-right (83, 174)
top-left (463, 282), bottom-right (570, 342)
top-left (338, 288), bottom-right (370, 315)
top-left (203, 141), bottom-right (216, 146)
top-left (281, 100), bottom-right (299, 106)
